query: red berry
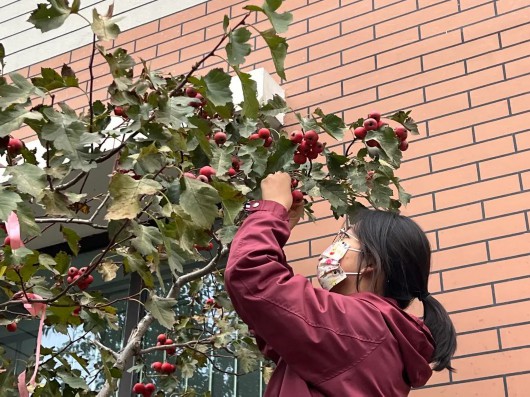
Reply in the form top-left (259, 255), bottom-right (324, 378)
top-left (258, 128), bottom-right (271, 139)
top-left (185, 87), bottom-right (197, 98)
top-left (291, 190), bottom-right (304, 204)
top-left (368, 111), bottom-right (381, 121)
top-left (157, 334), bottom-right (167, 344)
top-left (264, 137), bottom-right (273, 147)
top-left (183, 172), bottom-right (196, 179)
top-left (363, 118), bottom-right (378, 131)
top-left (303, 130), bottom-right (319, 144)
top-left (291, 179), bottom-right (299, 188)
top-left (6, 322), bottom-right (17, 332)
top-left (78, 267), bottom-right (88, 275)
top-left (73, 306), bottom-right (81, 316)
top-left (399, 140), bottom-right (409, 151)
top-left (206, 298), bottom-right (215, 305)
top-left (86, 274), bottom-right (94, 284)
top-left (354, 127), bottom-right (367, 140)
top-left (78, 280), bottom-right (89, 291)
top-left (3, 236), bottom-right (10, 246)
top-left (231, 156), bottom-right (241, 169)
top-left (314, 142), bottom-right (325, 154)
top-left (67, 267), bottom-right (78, 277)
top-left (7, 138), bottom-right (24, 156)
top-left (114, 107), bottom-right (126, 117)
top-left (298, 140), bottom-right (311, 154)
top-left (199, 166), bottom-right (216, 180)
top-left (165, 338), bottom-right (174, 346)
top-left (196, 93), bottom-right (206, 106)
top-left (394, 127), bottom-right (408, 141)
top-left (167, 348), bottom-right (177, 355)
top-left (66, 276), bottom-right (73, 284)
top-left (307, 150), bottom-right (318, 160)
top-left (249, 134), bottom-right (260, 141)
top-left (151, 361), bottom-right (163, 372)
top-left (133, 383), bottom-right (146, 394)
top-left (214, 131), bottom-right (227, 145)
top-left (366, 139), bottom-right (380, 148)
top-left (289, 130), bottom-right (304, 144)
top-left (228, 167), bottom-right (237, 177)
top-left (293, 152), bottom-right (307, 165)
top-left (145, 383), bottom-right (156, 393)
top-left (197, 175), bottom-right (209, 183)
top-left (161, 362), bottom-right (174, 374)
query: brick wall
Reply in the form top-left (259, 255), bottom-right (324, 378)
top-left (10, 0), bottom-right (530, 395)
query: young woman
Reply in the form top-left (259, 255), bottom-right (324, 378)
top-left (224, 172), bottom-right (457, 396)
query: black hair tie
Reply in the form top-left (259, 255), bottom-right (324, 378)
top-left (418, 291), bottom-right (430, 302)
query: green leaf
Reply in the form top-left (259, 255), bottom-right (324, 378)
top-left (16, 202), bottom-right (41, 237)
top-left (57, 367), bottom-right (89, 389)
top-left (0, 105), bottom-right (43, 136)
top-left (390, 110), bottom-right (419, 135)
top-left (91, 6), bottom-right (121, 41)
top-left (131, 222), bottom-right (162, 256)
top-left (263, 1), bottom-right (293, 34)
top-left (260, 94), bottom-right (289, 117)
top-left (211, 146), bottom-right (232, 179)
top-left (0, 187), bottom-right (22, 220)
top-left (203, 68), bottom-right (233, 107)
top-left (0, 43), bottom-right (5, 70)
top-left (40, 190), bottom-right (74, 217)
top-left (370, 182), bottom-right (393, 209)
top-left (265, 135), bottom-right (297, 174)
top-left (106, 173), bottom-right (162, 220)
top-left (123, 252), bottom-right (154, 288)
top-left (223, 15), bottom-right (229, 33)
top-left (145, 293), bottom-right (177, 329)
top-left (210, 181), bottom-right (246, 225)
top-left (28, 0), bottom-right (72, 33)
top-left (314, 108), bottom-right (345, 140)
top-left (61, 226), bottom-right (80, 256)
top-left (134, 143), bottom-right (165, 174)
top-left (226, 27), bottom-right (252, 66)
top-left (99, 47), bottom-right (135, 78)
top-left (318, 180), bottom-right (349, 212)
top-left (180, 177), bottom-right (221, 229)
top-left (216, 225), bottom-right (239, 244)
top-left (156, 96), bottom-right (195, 128)
top-left (348, 166), bottom-right (369, 194)
top-left (31, 67), bottom-right (78, 90)
top-left (0, 73), bottom-right (44, 109)
top-left (325, 151), bottom-right (349, 179)
top-left (5, 163), bottom-right (47, 198)
top-left (234, 67), bottom-right (259, 119)
top-left (260, 29), bottom-right (288, 80)
top-left (365, 127), bottom-right (402, 168)
top-left (243, 5), bottom-right (263, 12)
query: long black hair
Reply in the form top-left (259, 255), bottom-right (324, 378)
top-left (348, 208), bottom-right (457, 372)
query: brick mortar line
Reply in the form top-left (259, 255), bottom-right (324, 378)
top-left (419, 370), bottom-right (530, 390)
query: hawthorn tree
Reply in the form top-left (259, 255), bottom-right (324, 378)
top-left (0, 0), bottom-right (418, 396)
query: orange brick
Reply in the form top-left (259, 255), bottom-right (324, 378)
top-left (501, 324), bottom-right (530, 348)
top-left (428, 101), bottom-right (509, 135)
top-left (421, 3), bottom-right (495, 38)
top-left (464, 6), bottom-right (530, 41)
top-left (426, 66), bottom-right (503, 101)
top-left (507, 373), bottom-right (530, 397)
top-left (289, 216), bottom-right (344, 243)
top-left (452, 348), bottom-right (530, 381)
top-left (70, 44), bottom-right (93, 63)
top-left (426, 231), bottom-right (438, 250)
top-left (423, 34), bottom-right (499, 71)
top-left (471, 74), bottom-right (530, 107)
top-left (443, 256), bottom-right (530, 290)
top-left (402, 164), bottom-right (478, 196)
top-left (522, 171), bottom-right (530, 190)
top-left (516, 131), bottom-right (530, 150)
top-left (343, 28), bottom-right (419, 65)
top-left (509, 92), bottom-right (530, 114)
top-left (437, 285), bottom-right (493, 313)
top-left (417, 0), bottom-right (449, 7)
top-left (485, 189), bottom-right (530, 218)
top-left (307, 0), bottom-right (359, 31)
top-left (282, 78), bottom-right (308, 97)
top-left (309, 26), bottom-right (371, 61)
top-left (475, 111), bottom-right (530, 142)
top-left (414, 93), bottom-right (470, 122)
top-left (28, 52), bottom-right (71, 77)
top-left (287, 82), bottom-right (342, 111)
top-left (505, 56), bottom-right (530, 79)
top-left (309, 88), bottom-right (378, 116)
top-left (373, 0), bottom-right (423, 38)
top-left (412, 203), bottom-right (483, 233)
top-left (343, 58), bottom-right (421, 96)
top-left (432, 136), bottom-right (514, 172)
top-left (308, 56), bottom-right (374, 90)
top-left (438, 213), bottom-right (527, 248)
top-left (411, 378), bottom-right (504, 397)
top-left (428, 273), bottom-right (442, 293)
top-left (284, 240), bottom-right (310, 261)
top-left (459, 0), bottom-right (495, 10)
top-left (468, 41), bottom-right (530, 73)
top-left (399, 193), bottom-right (435, 217)
top-left (501, 22), bottom-right (530, 47)
top-left (115, 21), bottom-right (159, 47)
top-left (432, 242), bottom-right (488, 271)
top-left (289, 257), bottom-right (318, 278)
top-left (160, 3), bottom-right (207, 31)
top-left (181, 8), bottom-right (226, 36)
top-left (455, 330), bottom-right (500, 357)
top-left (393, 156), bottom-right (431, 182)
top-left (480, 150), bottom-right (530, 179)
top-left (407, 129), bottom-right (474, 161)
top-left (489, 232), bottom-right (530, 261)
top-left (136, 24), bottom-right (183, 52)
top-left (206, 0), bottom-right (233, 13)
top-left (495, 276), bottom-right (530, 304)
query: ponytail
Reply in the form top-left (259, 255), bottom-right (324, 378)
top-left (422, 294), bottom-right (457, 372)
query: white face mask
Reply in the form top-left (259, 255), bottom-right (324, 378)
top-left (317, 228), bottom-right (362, 291)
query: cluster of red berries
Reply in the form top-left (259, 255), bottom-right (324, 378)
top-left (353, 111), bottom-right (409, 151)
top-left (249, 128), bottom-right (273, 147)
top-left (67, 266), bottom-right (94, 291)
top-left (183, 165), bottom-right (217, 183)
top-left (228, 156), bottom-right (242, 177)
top-left (156, 333), bottom-right (177, 355)
top-left (132, 382), bottom-right (156, 397)
top-left (186, 87), bottom-right (206, 108)
top-left (289, 130), bottom-right (324, 164)
top-left (0, 136), bottom-right (24, 157)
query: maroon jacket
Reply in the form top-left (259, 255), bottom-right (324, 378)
top-left (224, 200), bottom-right (435, 396)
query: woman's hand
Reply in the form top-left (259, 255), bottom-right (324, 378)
top-left (261, 172), bottom-right (293, 211)
top-left (288, 201), bottom-right (305, 230)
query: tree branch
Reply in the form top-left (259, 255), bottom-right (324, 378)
top-left (89, 34), bottom-right (96, 134)
top-left (34, 217), bottom-right (107, 229)
top-left (55, 171), bottom-right (87, 191)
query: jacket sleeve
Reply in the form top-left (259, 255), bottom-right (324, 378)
top-left (224, 200), bottom-right (386, 385)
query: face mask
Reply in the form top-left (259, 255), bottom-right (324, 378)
top-left (317, 228), bottom-right (362, 291)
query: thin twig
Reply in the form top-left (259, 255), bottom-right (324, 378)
top-left (34, 218), bottom-right (107, 229)
top-left (55, 171), bottom-right (87, 191)
top-left (88, 34), bottom-right (96, 134)
top-left (89, 194), bottom-right (110, 222)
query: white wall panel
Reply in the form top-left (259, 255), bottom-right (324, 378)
top-left (0, 0), bottom-right (207, 73)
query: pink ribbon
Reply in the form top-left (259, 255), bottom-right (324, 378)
top-left (7, 212), bottom-right (46, 395)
